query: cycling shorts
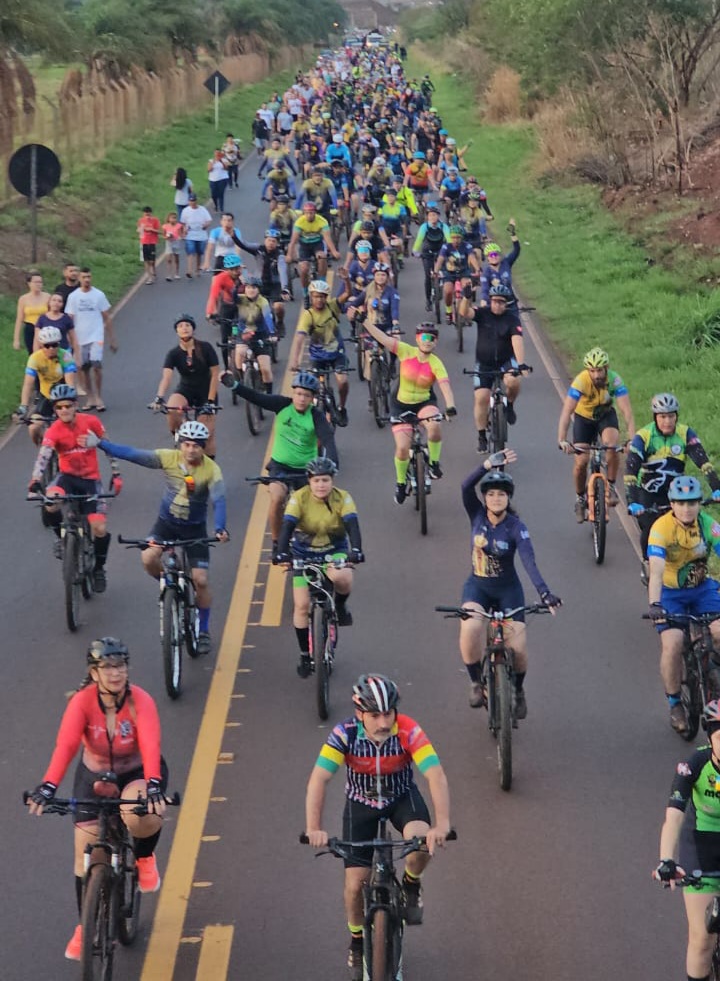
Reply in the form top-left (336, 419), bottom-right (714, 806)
top-left (47, 474), bottom-right (105, 517)
top-left (236, 335), bottom-right (271, 357)
top-left (341, 785), bottom-right (431, 868)
top-left (266, 460), bottom-right (309, 488)
top-left (309, 353), bottom-right (349, 373)
top-left (474, 360), bottom-right (518, 391)
top-left (572, 408), bottom-right (619, 444)
top-left (291, 548), bottom-right (347, 588)
top-left (461, 574), bottom-right (526, 622)
top-left (72, 758), bottom-right (168, 825)
top-left (148, 518), bottom-right (210, 569)
top-left (390, 396), bottom-right (438, 429)
top-left (655, 579), bottom-right (720, 634)
top-left (299, 241), bottom-right (326, 261)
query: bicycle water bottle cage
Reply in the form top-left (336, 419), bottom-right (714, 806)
top-left (92, 771), bottom-right (120, 798)
top-left (706, 896), bottom-right (720, 934)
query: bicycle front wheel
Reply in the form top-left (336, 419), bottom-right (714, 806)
top-left (63, 532), bottom-right (81, 632)
top-left (681, 650), bottom-right (702, 741)
top-left (590, 477), bottom-right (607, 564)
top-left (495, 663), bottom-right (513, 791)
top-left (366, 908), bottom-right (391, 981)
top-left (432, 284), bottom-right (441, 325)
top-left (370, 361), bottom-right (388, 429)
top-left (245, 365), bottom-right (264, 436)
top-left (81, 863), bottom-right (117, 981)
top-left (711, 937), bottom-right (720, 981)
top-left (161, 590), bottom-right (183, 700)
top-left (415, 452), bottom-right (428, 536)
top-left (312, 605), bottom-right (330, 721)
top-left (117, 845), bottom-right (141, 946)
top-left (489, 398), bottom-right (508, 454)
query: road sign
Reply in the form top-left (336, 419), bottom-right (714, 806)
top-left (8, 143), bottom-right (62, 263)
top-left (204, 71), bottom-right (230, 97)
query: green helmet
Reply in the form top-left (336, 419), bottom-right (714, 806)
top-left (484, 242), bottom-right (501, 257)
top-left (450, 225), bottom-right (464, 236)
top-left (583, 347), bottom-right (610, 369)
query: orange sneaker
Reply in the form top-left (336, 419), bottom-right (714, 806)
top-left (65, 924), bottom-right (82, 960)
top-left (137, 855), bottom-right (161, 893)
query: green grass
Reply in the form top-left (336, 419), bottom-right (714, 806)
top-left (410, 56), bottom-right (720, 461)
top-left (0, 65), bottom-right (302, 426)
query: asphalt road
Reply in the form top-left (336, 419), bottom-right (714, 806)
top-left (2, 152), bottom-right (696, 980)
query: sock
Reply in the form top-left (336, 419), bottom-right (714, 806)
top-left (43, 508), bottom-right (62, 533)
top-left (688, 976), bottom-right (710, 981)
top-left (466, 660), bottom-right (483, 683)
top-left (667, 692), bottom-right (682, 707)
top-left (348, 923), bottom-right (363, 940)
top-left (395, 457), bottom-right (410, 484)
top-left (135, 830), bottom-right (161, 859)
top-left (75, 875), bottom-right (83, 917)
top-left (428, 440), bottom-right (441, 464)
top-left (478, 429), bottom-right (486, 438)
top-left (93, 532), bottom-right (110, 566)
top-left (264, 382), bottom-right (273, 394)
top-left (336, 592), bottom-right (348, 609)
top-left (515, 671), bottom-right (526, 693)
top-left (403, 868), bottom-right (422, 883)
top-left (445, 305), bottom-right (452, 314)
top-left (198, 607), bottom-right (210, 633)
top-left (295, 626), bottom-right (309, 654)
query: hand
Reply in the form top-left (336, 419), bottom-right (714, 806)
top-left (110, 340), bottom-right (118, 353)
top-left (220, 370), bottom-right (236, 390)
top-left (151, 396), bottom-right (166, 412)
top-left (28, 479), bottom-right (43, 496)
top-left (110, 473), bottom-right (123, 496)
top-left (145, 778), bottom-right (166, 816)
top-left (28, 781), bottom-right (57, 814)
top-left (541, 591), bottom-right (562, 613)
top-left (653, 859), bottom-right (683, 885)
top-left (13, 339), bottom-right (21, 351)
top-left (350, 548), bottom-right (365, 564)
top-left (627, 502), bottom-right (645, 517)
top-left (215, 529), bottom-right (230, 543)
top-left (445, 406), bottom-right (457, 418)
top-left (558, 440), bottom-right (573, 454)
top-left (16, 404), bottom-right (28, 420)
top-left (274, 551), bottom-right (291, 566)
top-left (424, 825), bottom-right (451, 856)
top-left (305, 829), bottom-right (328, 848)
top-left (80, 430), bottom-right (100, 448)
top-left (648, 603), bottom-right (667, 622)
top-left (488, 449), bottom-right (517, 468)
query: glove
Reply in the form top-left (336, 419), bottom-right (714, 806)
top-left (488, 451), bottom-right (508, 468)
top-left (220, 371), bottom-right (237, 390)
top-left (274, 551), bottom-right (291, 566)
top-left (558, 440), bottom-right (572, 454)
top-left (84, 430), bottom-right (100, 449)
top-left (16, 405), bottom-right (28, 420)
top-left (151, 396), bottom-right (166, 412)
top-left (712, 489), bottom-right (720, 502)
top-left (30, 781), bottom-right (57, 806)
top-left (653, 859), bottom-right (678, 883)
top-left (110, 473), bottom-right (123, 496)
top-left (215, 528), bottom-right (229, 541)
top-left (28, 479), bottom-right (43, 495)
top-left (540, 591), bottom-right (562, 609)
top-left (648, 603), bottom-right (667, 622)
top-left (628, 502), bottom-right (645, 517)
top-left (350, 548), bottom-right (365, 564)
top-left (507, 221), bottom-right (517, 235)
top-left (146, 778), bottom-right (164, 812)
top-left (445, 406), bottom-right (457, 418)
top-left (463, 283), bottom-right (473, 299)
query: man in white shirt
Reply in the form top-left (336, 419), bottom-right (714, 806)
top-left (180, 193), bottom-right (212, 278)
top-left (203, 212), bottom-right (243, 272)
top-left (258, 103), bottom-right (275, 133)
top-left (65, 267), bottom-right (117, 411)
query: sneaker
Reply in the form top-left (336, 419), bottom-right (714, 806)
top-left (271, 541), bottom-right (279, 564)
top-left (401, 874), bottom-right (424, 925)
top-left (428, 461), bottom-right (443, 480)
top-left (92, 567), bottom-right (107, 593)
top-left (337, 606), bottom-right (353, 627)
top-left (574, 495), bottom-right (587, 523)
top-left (477, 432), bottom-right (488, 453)
top-left (137, 855), bottom-right (161, 893)
top-left (514, 689), bottom-right (527, 720)
top-left (608, 483), bottom-right (620, 507)
top-left (53, 538), bottom-right (64, 559)
top-left (297, 654), bottom-right (312, 678)
top-left (425, 300), bottom-right (432, 312)
top-left (197, 631), bottom-right (211, 656)
top-left (65, 924), bottom-right (82, 961)
top-left (670, 703), bottom-right (688, 734)
top-left (394, 483), bottom-right (407, 505)
top-left (336, 406), bottom-right (348, 427)
top-left (469, 682), bottom-right (486, 708)
top-left (506, 401), bottom-right (517, 425)
top-left (347, 936), bottom-right (363, 981)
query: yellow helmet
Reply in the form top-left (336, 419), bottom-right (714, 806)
top-left (583, 347), bottom-right (609, 369)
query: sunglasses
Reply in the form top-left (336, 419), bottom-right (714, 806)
top-left (486, 252), bottom-right (500, 259)
top-left (55, 402), bottom-right (75, 410)
top-left (417, 333), bottom-right (437, 343)
top-left (43, 342), bottom-right (60, 349)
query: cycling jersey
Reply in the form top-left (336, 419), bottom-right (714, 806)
top-left (297, 300), bottom-right (344, 358)
top-left (385, 339), bottom-right (448, 404)
top-left (626, 423), bottom-right (720, 502)
top-left (292, 213), bottom-right (330, 246)
top-left (281, 485), bottom-right (359, 552)
top-left (316, 713), bottom-right (440, 809)
top-left (39, 414), bottom-right (105, 480)
top-left (413, 221), bottom-right (451, 253)
top-left (43, 684), bottom-right (162, 784)
top-left (438, 241), bottom-right (474, 276)
top-left (479, 241), bottom-right (521, 303)
top-left (647, 510), bottom-right (720, 589)
top-left (378, 202), bottom-right (407, 235)
top-left (25, 349), bottom-right (76, 398)
top-left (325, 143), bottom-right (352, 168)
top-left (568, 369), bottom-right (628, 422)
top-left (353, 282), bottom-right (399, 326)
top-left (406, 162), bottom-right (430, 187)
top-left (205, 271), bottom-right (241, 319)
top-left (235, 295), bottom-right (275, 336)
top-left (232, 388), bottom-right (337, 467)
top-left (347, 258), bottom-right (376, 290)
top-left (296, 178), bottom-right (337, 214)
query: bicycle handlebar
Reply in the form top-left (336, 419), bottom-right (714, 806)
top-left (633, 498), bottom-right (716, 516)
top-left (26, 492), bottom-right (116, 503)
top-left (23, 791), bottom-right (181, 814)
top-left (147, 402), bottom-right (222, 415)
top-left (118, 534), bottom-right (218, 548)
top-left (434, 604), bottom-right (552, 620)
top-left (642, 611), bottom-right (720, 624)
top-left (245, 474), bottom-right (308, 486)
top-left (299, 828), bottom-right (456, 860)
top-left (463, 363), bottom-right (532, 377)
top-left (567, 442), bottom-right (627, 454)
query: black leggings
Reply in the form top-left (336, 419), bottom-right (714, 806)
top-left (421, 252), bottom-right (440, 302)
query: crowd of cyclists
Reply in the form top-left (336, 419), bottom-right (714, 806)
top-left (15, 34), bottom-right (720, 981)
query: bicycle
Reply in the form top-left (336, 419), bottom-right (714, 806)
top-left (29, 491), bottom-right (115, 632)
top-left (217, 340), bottom-right (266, 435)
top-left (464, 363), bottom-right (532, 455)
top-left (435, 604), bottom-right (551, 790)
top-left (429, 269), bottom-right (442, 325)
top-left (391, 410), bottom-right (446, 536)
top-left (567, 442), bottom-right (626, 565)
top-left (305, 364), bottom-right (353, 431)
top-left (350, 329), bottom-right (401, 429)
top-left (450, 278), bottom-right (474, 353)
top-left (23, 790), bottom-right (180, 981)
top-left (118, 535), bottom-right (217, 699)
top-left (388, 237), bottom-right (403, 286)
top-left (660, 870), bottom-right (720, 979)
top-left (642, 610), bottom-right (720, 740)
top-left (148, 400), bottom-right (222, 446)
top-left (17, 410), bottom-right (58, 507)
top-left (300, 821), bottom-right (456, 981)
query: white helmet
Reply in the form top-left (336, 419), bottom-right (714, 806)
top-left (38, 326), bottom-right (62, 345)
top-left (373, 156), bottom-right (386, 166)
top-left (332, 133), bottom-right (343, 143)
top-left (177, 421), bottom-right (209, 444)
top-left (446, 137), bottom-right (457, 146)
top-left (308, 279), bottom-right (330, 294)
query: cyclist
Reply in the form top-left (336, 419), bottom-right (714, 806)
top-left (647, 475), bottom-right (720, 734)
top-left (439, 166), bottom-right (465, 223)
top-left (221, 371), bottom-right (337, 558)
top-left (458, 282), bottom-right (525, 453)
top-left (345, 215), bottom-right (392, 268)
top-left (558, 347), bottom-right (636, 521)
top-left (325, 132), bottom-right (353, 169)
top-left (345, 262), bottom-right (400, 375)
top-left (236, 229), bottom-right (291, 335)
top-left (653, 700), bottom-right (720, 980)
top-left (413, 203), bottom-right (451, 312)
top-left (205, 254), bottom-right (244, 368)
top-left (296, 167), bottom-right (338, 221)
top-left (479, 225), bottom-right (520, 306)
top-left (94, 421), bottom-right (229, 655)
top-left (362, 319), bottom-right (457, 500)
top-left (151, 315), bottom-right (220, 458)
top-left (377, 185), bottom-right (409, 264)
top-left (288, 276), bottom-right (352, 426)
top-left (27, 637), bottom-right (168, 961)
top-left (260, 160), bottom-right (297, 209)
top-left (233, 275), bottom-right (276, 393)
top-left (435, 224), bottom-right (479, 324)
top-left (269, 193), bottom-right (296, 251)
top-left (286, 201), bottom-right (341, 297)
top-left (28, 383), bottom-right (117, 586)
top-left (16, 325), bottom-right (77, 446)
top-left (459, 189), bottom-right (492, 259)
top-left (458, 463), bottom-right (561, 712)
top-left (346, 240), bottom-right (376, 298)
top-left (626, 393), bottom-right (720, 581)
top-left (274, 457), bottom-right (364, 676)
top-left (404, 150), bottom-right (436, 208)
top-left (304, 674), bottom-right (451, 980)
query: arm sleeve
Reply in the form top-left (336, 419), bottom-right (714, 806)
top-left (686, 432), bottom-right (720, 491)
top-left (343, 514), bottom-right (362, 551)
top-left (43, 694), bottom-right (89, 785)
top-left (238, 240), bottom-right (260, 255)
top-left (515, 523), bottom-right (549, 596)
top-left (132, 687), bottom-right (163, 780)
top-left (311, 407), bottom-right (339, 465)
top-left (209, 478), bottom-right (227, 532)
top-left (276, 514), bottom-right (297, 554)
top-left (389, 290), bottom-right (400, 321)
top-left (668, 751), bottom-right (707, 811)
top-left (232, 387), bottom-right (290, 412)
top-left (461, 465), bottom-right (485, 521)
top-left (98, 440), bottom-right (161, 468)
top-left (278, 254), bottom-right (289, 290)
top-left (507, 240), bottom-right (521, 266)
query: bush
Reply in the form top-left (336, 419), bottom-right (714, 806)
top-left (484, 66), bottom-right (522, 122)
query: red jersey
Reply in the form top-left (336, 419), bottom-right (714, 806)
top-left (205, 270), bottom-right (242, 317)
top-left (42, 414), bottom-right (105, 479)
top-left (44, 684), bottom-right (162, 784)
top-left (138, 215), bottom-right (161, 245)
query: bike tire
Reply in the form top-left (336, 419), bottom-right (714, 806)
top-left (184, 583), bottom-right (200, 659)
top-left (432, 285), bottom-right (441, 325)
top-left (370, 361), bottom-right (388, 429)
top-left (356, 333), bottom-right (365, 381)
top-left (81, 532), bottom-right (94, 600)
top-left (415, 452), bottom-right (428, 535)
top-left (681, 652), bottom-right (702, 741)
top-left (325, 388), bottom-right (339, 431)
top-left (81, 863), bottom-right (117, 981)
top-left (312, 605), bottom-right (330, 721)
top-left (391, 250), bottom-right (400, 287)
top-left (244, 365), bottom-right (264, 436)
top-left (489, 399), bottom-right (508, 454)
top-left (367, 908), bottom-right (390, 981)
top-left (495, 663), bottom-right (513, 791)
top-left (117, 845), bottom-right (141, 946)
top-left (591, 477), bottom-right (607, 565)
top-left (270, 338), bottom-right (279, 365)
top-left (161, 590), bottom-right (183, 700)
top-left (711, 938), bottom-right (720, 981)
top-left (63, 532), bottom-right (81, 632)
top-left (456, 314), bottom-right (464, 353)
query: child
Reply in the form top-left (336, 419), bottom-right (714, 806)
top-left (162, 211), bottom-right (184, 280)
top-left (137, 206), bottom-right (161, 284)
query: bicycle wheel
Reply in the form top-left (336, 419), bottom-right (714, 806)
top-left (495, 663), bottom-right (513, 791)
top-left (681, 651), bottom-right (702, 741)
top-left (81, 531), bottom-right (94, 600)
top-left (81, 863), bottom-right (117, 981)
top-left (117, 845), bottom-right (141, 946)
top-left (489, 398), bottom-right (508, 454)
top-left (356, 333), bottom-right (365, 381)
top-left (161, 590), bottom-right (183, 700)
top-left (270, 337), bottom-right (279, 364)
top-left (415, 451), bottom-right (428, 535)
top-left (63, 532), bottom-right (81, 632)
top-left (711, 938), bottom-right (720, 981)
top-left (245, 365), bottom-right (263, 436)
top-left (312, 604), bottom-right (330, 721)
top-left (367, 908), bottom-right (390, 981)
top-left (370, 360), bottom-right (389, 429)
top-left (432, 283), bottom-right (441, 325)
top-left (391, 249), bottom-right (400, 286)
top-left (456, 313), bottom-right (464, 353)
top-left (184, 583), bottom-right (200, 659)
top-left (590, 476), bottom-right (607, 565)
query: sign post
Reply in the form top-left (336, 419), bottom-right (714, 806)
top-left (8, 143), bottom-right (62, 264)
top-left (203, 71), bottom-right (230, 132)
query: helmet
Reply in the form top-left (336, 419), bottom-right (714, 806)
top-left (305, 457), bottom-right (337, 477)
top-left (275, 159), bottom-right (287, 169)
top-left (303, 200), bottom-right (317, 210)
top-left (275, 194), bottom-right (289, 204)
top-left (703, 700), bottom-right (720, 730)
top-left (291, 371), bottom-right (320, 393)
top-left (244, 275), bottom-right (262, 288)
top-left (223, 254), bottom-right (242, 269)
top-left (38, 326), bottom-right (62, 345)
top-left (265, 228), bottom-right (280, 239)
top-left (173, 314), bottom-right (197, 330)
top-left (356, 241), bottom-right (372, 253)
top-left (468, 189), bottom-right (481, 201)
top-left (177, 420), bottom-right (210, 444)
top-left (651, 393), bottom-right (679, 415)
top-left (360, 220), bottom-right (375, 232)
top-left (583, 347), bottom-right (610, 369)
top-left (322, 111), bottom-right (331, 119)
top-left (373, 261), bottom-right (390, 273)
top-left (426, 202), bottom-right (440, 214)
top-left (373, 156), bottom-right (386, 166)
top-left (352, 674), bottom-right (400, 713)
top-left (429, 107), bottom-right (438, 114)
top-left (668, 475), bottom-right (703, 501)
top-left (479, 470), bottom-right (515, 498)
top-left (333, 133), bottom-right (343, 143)
top-left (438, 129), bottom-right (448, 136)
top-left (446, 137), bottom-right (457, 146)
top-left (361, 203), bottom-right (377, 213)
top-left (385, 184), bottom-right (397, 194)
top-left (489, 283), bottom-right (513, 300)
top-left (87, 637), bottom-right (129, 666)
top-left (484, 242), bottom-right (501, 256)
top-left (415, 321), bottom-right (439, 336)
top-left (392, 174), bottom-right (403, 183)
top-left (309, 279), bottom-right (330, 294)
top-left (413, 151), bottom-right (426, 160)
top-left (450, 224), bottom-right (464, 236)
top-left (50, 383), bottom-right (77, 403)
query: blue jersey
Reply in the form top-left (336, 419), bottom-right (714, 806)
top-left (480, 241), bottom-right (521, 303)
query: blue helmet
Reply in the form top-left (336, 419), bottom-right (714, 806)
top-left (668, 476), bottom-right (703, 501)
top-left (223, 254), bottom-right (242, 269)
top-left (291, 371), bottom-right (319, 393)
top-left (412, 151), bottom-right (425, 160)
top-left (265, 228), bottom-right (280, 239)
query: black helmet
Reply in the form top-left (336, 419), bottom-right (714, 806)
top-left (352, 674), bottom-right (400, 713)
top-left (173, 314), bottom-right (196, 330)
top-left (275, 194), bottom-right (290, 204)
top-left (87, 637), bottom-right (129, 666)
top-left (360, 220), bottom-right (375, 232)
top-left (479, 470), bottom-right (514, 497)
top-left (415, 321), bottom-right (439, 337)
top-left (305, 457), bottom-right (337, 477)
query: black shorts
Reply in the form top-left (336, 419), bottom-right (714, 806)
top-left (30, 396), bottom-right (54, 422)
top-left (473, 360), bottom-right (517, 391)
top-left (148, 518), bottom-right (210, 569)
top-left (299, 241), bottom-right (326, 262)
top-left (266, 459), bottom-right (308, 489)
top-left (47, 474), bottom-right (104, 516)
top-left (572, 408), bottom-right (619, 445)
top-left (309, 353), bottom-right (349, 373)
top-left (461, 574), bottom-right (526, 621)
top-left (342, 785), bottom-right (431, 867)
top-left (390, 395), bottom-right (437, 425)
top-left (261, 284), bottom-right (283, 303)
top-left (142, 244), bottom-right (157, 262)
top-left (72, 758), bottom-right (168, 824)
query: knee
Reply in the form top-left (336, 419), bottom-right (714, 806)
top-left (192, 569), bottom-right (209, 590)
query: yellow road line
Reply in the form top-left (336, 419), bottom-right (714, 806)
top-left (260, 564), bottom-right (287, 626)
top-left (195, 925), bottom-right (235, 980)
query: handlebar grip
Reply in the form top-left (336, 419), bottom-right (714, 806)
top-left (299, 833), bottom-right (310, 844)
top-left (434, 606), bottom-right (460, 613)
top-left (446, 829), bottom-right (457, 841)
